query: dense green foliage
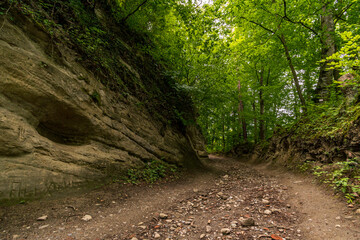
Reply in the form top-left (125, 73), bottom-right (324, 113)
top-left (110, 0), bottom-right (360, 152)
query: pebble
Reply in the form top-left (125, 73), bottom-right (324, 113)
top-left (262, 199), bottom-right (270, 204)
top-left (240, 217), bottom-right (255, 226)
top-left (159, 213), bottom-right (168, 219)
top-left (200, 234), bottom-right (206, 239)
top-left (272, 208), bottom-right (281, 213)
top-left (154, 232), bottom-right (161, 238)
top-left (264, 209), bottom-right (272, 215)
top-left (206, 225), bottom-right (212, 233)
top-left (355, 209), bottom-right (360, 215)
top-left (221, 228), bottom-right (231, 235)
top-left (335, 225), bottom-right (341, 228)
top-left (81, 215), bottom-right (92, 221)
top-left (131, 238), bottom-right (138, 240)
top-left (37, 215), bottom-right (48, 221)
top-left (39, 224), bottom-right (49, 229)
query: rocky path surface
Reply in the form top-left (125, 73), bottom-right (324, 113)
top-left (1, 155), bottom-right (360, 240)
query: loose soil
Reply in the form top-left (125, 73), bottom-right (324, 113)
top-left (1, 155), bottom-right (359, 240)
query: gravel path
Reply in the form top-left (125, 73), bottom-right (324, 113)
top-left (1, 155), bottom-right (359, 240)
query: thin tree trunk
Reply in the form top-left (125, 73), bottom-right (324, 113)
top-left (211, 129), bottom-right (215, 146)
top-left (292, 82), bottom-right (299, 119)
top-left (259, 70), bottom-right (265, 141)
top-left (252, 101), bottom-right (258, 144)
top-left (241, 18), bottom-right (307, 112)
top-left (279, 34), bottom-right (307, 112)
top-left (238, 80), bottom-right (248, 142)
top-left (222, 114), bottom-right (226, 151)
top-left (316, 3), bottom-right (336, 100)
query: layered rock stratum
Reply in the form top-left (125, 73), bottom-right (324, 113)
top-left (0, 4), bottom-right (205, 202)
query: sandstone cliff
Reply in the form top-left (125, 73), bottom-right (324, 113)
top-left (0, 1), bottom-right (205, 202)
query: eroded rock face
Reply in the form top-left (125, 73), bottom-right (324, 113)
top-left (0, 17), bottom-right (201, 201)
top-left (252, 119), bottom-right (360, 167)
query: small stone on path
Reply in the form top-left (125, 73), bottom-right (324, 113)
top-left (206, 225), bottom-right (212, 233)
top-left (81, 215), bottom-right (92, 221)
top-left (221, 228), bottom-right (231, 235)
top-left (355, 209), bottom-right (360, 215)
top-left (264, 209), bottom-right (272, 215)
top-left (154, 232), bottom-right (161, 238)
top-left (240, 217), bottom-right (255, 226)
top-left (37, 215), bottom-right (48, 221)
top-left (39, 224), bottom-right (49, 229)
top-left (159, 213), bottom-right (168, 219)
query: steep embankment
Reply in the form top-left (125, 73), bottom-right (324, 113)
top-left (0, 1), bottom-right (205, 203)
top-left (252, 104), bottom-right (360, 204)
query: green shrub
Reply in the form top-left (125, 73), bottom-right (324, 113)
top-left (125, 159), bottom-right (178, 184)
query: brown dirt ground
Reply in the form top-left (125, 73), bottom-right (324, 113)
top-left (0, 155), bottom-right (359, 240)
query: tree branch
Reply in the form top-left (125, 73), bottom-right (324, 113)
top-left (283, 0), bottom-right (287, 18)
top-left (334, 2), bottom-right (355, 25)
top-left (121, 0), bottom-right (148, 22)
top-left (282, 0), bottom-right (321, 42)
top-left (255, 0), bottom-right (321, 43)
top-left (240, 16), bottom-right (275, 34)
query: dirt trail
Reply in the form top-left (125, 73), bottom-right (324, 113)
top-left (1, 155), bottom-right (359, 240)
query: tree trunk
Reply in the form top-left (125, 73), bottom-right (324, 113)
top-left (222, 114), bottom-right (226, 151)
top-left (252, 101), bottom-right (258, 144)
top-left (211, 129), bottom-right (215, 146)
top-left (316, 3), bottom-right (336, 100)
top-left (238, 80), bottom-right (248, 142)
top-left (279, 34), bottom-right (307, 112)
top-left (259, 70), bottom-right (265, 141)
top-left (292, 82), bottom-right (300, 119)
